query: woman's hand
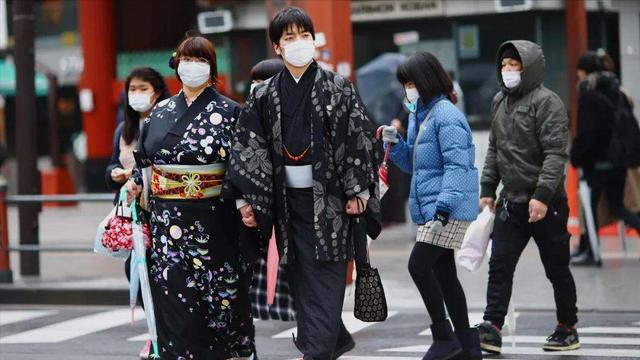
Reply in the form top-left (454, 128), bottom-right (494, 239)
top-left (380, 126), bottom-right (399, 144)
top-left (124, 179), bottom-right (142, 205)
top-left (239, 204), bottom-right (257, 228)
top-left (346, 196), bottom-right (367, 215)
top-left (111, 168), bottom-right (129, 183)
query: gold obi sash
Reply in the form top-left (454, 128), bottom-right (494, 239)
top-left (151, 164), bottom-right (225, 200)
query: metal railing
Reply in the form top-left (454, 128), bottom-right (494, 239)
top-left (0, 184), bottom-right (114, 282)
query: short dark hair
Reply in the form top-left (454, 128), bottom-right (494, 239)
top-left (397, 52), bottom-right (454, 104)
top-left (123, 67), bottom-right (170, 145)
top-left (250, 59), bottom-right (285, 81)
top-left (577, 51), bottom-right (603, 74)
top-left (598, 52), bottom-right (615, 72)
top-left (268, 6), bottom-right (315, 45)
top-left (174, 35), bottom-right (218, 84)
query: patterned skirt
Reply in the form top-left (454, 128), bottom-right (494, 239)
top-left (416, 219), bottom-right (471, 250)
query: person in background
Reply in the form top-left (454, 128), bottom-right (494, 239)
top-left (476, 40), bottom-right (580, 354)
top-left (104, 67), bottom-right (169, 359)
top-left (106, 67), bottom-right (169, 193)
top-left (570, 51), bottom-right (640, 266)
top-left (448, 70), bottom-right (465, 114)
top-left (249, 59), bottom-right (285, 96)
top-left (381, 52), bottom-right (481, 360)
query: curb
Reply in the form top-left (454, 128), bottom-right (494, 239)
top-left (0, 288), bottom-right (128, 306)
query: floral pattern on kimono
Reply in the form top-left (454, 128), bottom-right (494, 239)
top-left (135, 87), bottom-right (254, 359)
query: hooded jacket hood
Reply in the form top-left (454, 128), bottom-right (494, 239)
top-left (496, 40), bottom-right (545, 96)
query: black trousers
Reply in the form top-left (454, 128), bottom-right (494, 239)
top-left (484, 198), bottom-right (578, 328)
top-left (408, 242), bottom-right (470, 331)
top-left (286, 188), bottom-right (348, 360)
top-left (578, 167), bottom-right (640, 252)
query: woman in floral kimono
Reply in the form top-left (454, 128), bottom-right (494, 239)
top-left (126, 36), bottom-right (254, 360)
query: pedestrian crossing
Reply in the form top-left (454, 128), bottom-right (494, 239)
top-left (0, 310), bottom-right (58, 326)
top-left (1, 308), bottom-right (640, 359)
top-left (0, 308), bottom-right (145, 344)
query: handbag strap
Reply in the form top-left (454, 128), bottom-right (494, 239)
top-left (353, 215), bottom-right (370, 270)
top-left (115, 187), bottom-right (128, 217)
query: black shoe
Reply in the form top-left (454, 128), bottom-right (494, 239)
top-left (451, 328), bottom-right (482, 360)
top-left (476, 321), bottom-right (502, 354)
top-left (332, 324), bottom-right (355, 359)
top-left (543, 324), bottom-right (581, 351)
top-left (423, 320), bottom-right (462, 360)
top-left (570, 251), bottom-right (602, 267)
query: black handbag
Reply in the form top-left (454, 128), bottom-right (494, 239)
top-left (352, 215), bottom-right (388, 322)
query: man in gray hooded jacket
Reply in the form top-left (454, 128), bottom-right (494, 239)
top-left (475, 40), bottom-right (580, 354)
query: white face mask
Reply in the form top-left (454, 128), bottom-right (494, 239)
top-left (128, 93), bottom-right (154, 113)
top-left (405, 87), bottom-right (420, 104)
top-left (178, 61), bottom-right (210, 88)
top-left (281, 40), bottom-right (315, 67)
top-left (502, 71), bottom-right (522, 89)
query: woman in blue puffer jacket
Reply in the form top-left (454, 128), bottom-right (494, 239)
top-left (381, 52), bottom-right (481, 360)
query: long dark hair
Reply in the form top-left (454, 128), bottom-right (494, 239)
top-left (396, 52), bottom-right (457, 105)
top-left (123, 67), bottom-right (169, 145)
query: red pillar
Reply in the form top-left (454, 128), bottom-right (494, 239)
top-left (78, 0), bottom-right (116, 191)
top-left (565, 0), bottom-right (588, 135)
top-left (297, 0), bottom-right (354, 81)
top-left (565, 0), bottom-right (588, 236)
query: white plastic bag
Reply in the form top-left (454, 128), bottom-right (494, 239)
top-left (456, 206), bottom-right (494, 272)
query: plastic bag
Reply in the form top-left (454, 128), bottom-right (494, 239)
top-left (456, 206), bottom-right (494, 272)
top-left (94, 187), bottom-right (150, 258)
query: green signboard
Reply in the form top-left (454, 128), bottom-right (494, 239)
top-left (0, 59), bottom-right (49, 96)
top-left (116, 48), bottom-right (230, 80)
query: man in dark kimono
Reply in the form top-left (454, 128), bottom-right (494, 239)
top-left (225, 6), bottom-right (381, 360)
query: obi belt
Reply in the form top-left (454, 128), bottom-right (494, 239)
top-left (151, 163), bottom-right (225, 200)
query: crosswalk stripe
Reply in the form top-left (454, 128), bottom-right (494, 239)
top-left (502, 335), bottom-right (640, 346)
top-left (580, 326), bottom-right (640, 335)
top-left (127, 333), bottom-right (149, 342)
top-left (272, 311), bottom-right (399, 339)
top-left (418, 312), bottom-right (520, 336)
top-left (0, 311), bottom-right (58, 326)
top-left (0, 308), bottom-right (145, 344)
top-left (380, 345), bottom-right (640, 357)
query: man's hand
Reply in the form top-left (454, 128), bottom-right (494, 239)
top-left (125, 179), bottom-right (142, 205)
top-left (528, 199), bottom-right (548, 223)
top-left (479, 197), bottom-right (496, 213)
top-left (346, 196), bottom-right (367, 215)
top-left (239, 204), bottom-right (257, 228)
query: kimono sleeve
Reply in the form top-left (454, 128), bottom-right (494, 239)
top-left (334, 79), bottom-right (375, 198)
top-left (225, 90), bottom-right (274, 237)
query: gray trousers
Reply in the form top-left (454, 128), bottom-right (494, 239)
top-left (286, 188), bottom-right (348, 360)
